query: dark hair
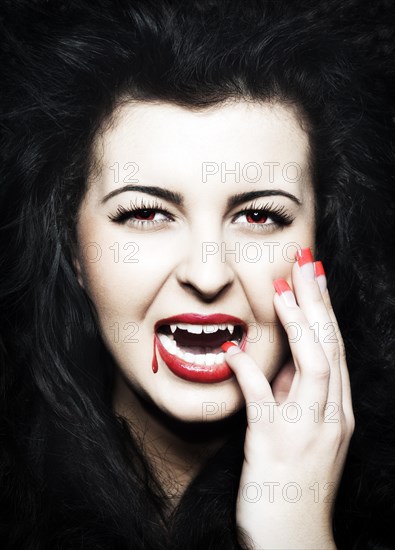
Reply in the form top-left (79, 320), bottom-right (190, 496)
top-left (1, 1), bottom-right (394, 548)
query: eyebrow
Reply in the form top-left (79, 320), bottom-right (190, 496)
top-left (101, 184), bottom-right (302, 207)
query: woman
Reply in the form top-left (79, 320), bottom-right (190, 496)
top-left (1, 1), bottom-right (394, 549)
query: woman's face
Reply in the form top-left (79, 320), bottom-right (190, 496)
top-left (73, 100), bottom-right (316, 422)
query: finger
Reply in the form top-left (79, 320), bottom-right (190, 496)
top-left (220, 342), bottom-right (276, 418)
top-left (272, 279), bottom-right (330, 413)
top-left (292, 249), bottom-right (342, 410)
top-left (314, 261), bottom-right (354, 429)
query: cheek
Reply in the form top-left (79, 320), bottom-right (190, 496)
top-left (75, 221), bottom-right (179, 322)
top-left (232, 240), bottom-right (296, 305)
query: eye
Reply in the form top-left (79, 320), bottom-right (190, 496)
top-left (236, 210), bottom-right (273, 225)
top-left (124, 208), bottom-right (168, 223)
top-left (107, 200), bottom-right (174, 229)
top-left (232, 201), bottom-right (295, 232)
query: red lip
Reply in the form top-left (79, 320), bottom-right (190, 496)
top-left (153, 313), bottom-right (248, 383)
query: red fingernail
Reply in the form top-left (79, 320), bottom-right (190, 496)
top-left (273, 278), bottom-right (292, 295)
top-left (314, 261), bottom-right (325, 277)
top-left (273, 278), bottom-right (297, 307)
top-left (221, 341), bottom-right (238, 353)
top-left (314, 261), bottom-right (327, 293)
top-left (295, 247), bottom-right (314, 266)
top-left (295, 247), bottom-right (315, 280)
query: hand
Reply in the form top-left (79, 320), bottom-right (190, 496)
top-left (221, 248), bottom-right (355, 550)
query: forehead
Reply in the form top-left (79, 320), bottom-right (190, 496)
top-left (91, 99), bottom-right (313, 202)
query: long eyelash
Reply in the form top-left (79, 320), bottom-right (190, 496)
top-left (107, 198), bottom-right (295, 229)
top-left (107, 198), bottom-right (169, 223)
top-left (235, 200), bottom-right (295, 226)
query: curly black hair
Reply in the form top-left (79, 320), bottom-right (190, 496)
top-left (1, 1), bottom-right (394, 548)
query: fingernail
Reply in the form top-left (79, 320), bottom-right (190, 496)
top-left (295, 247), bottom-right (315, 281)
top-left (273, 278), bottom-right (297, 307)
top-left (221, 341), bottom-right (241, 355)
top-left (314, 261), bottom-right (327, 293)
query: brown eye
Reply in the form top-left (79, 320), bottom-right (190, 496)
top-left (245, 211), bottom-right (269, 224)
top-left (133, 210), bottom-right (156, 221)
top-left (232, 203), bottom-right (295, 233)
top-left (108, 203), bottom-right (174, 229)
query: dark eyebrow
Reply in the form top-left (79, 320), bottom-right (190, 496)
top-left (101, 185), bottom-right (301, 207)
top-left (101, 185), bottom-right (183, 205)
top-left (227, 190), bottom-right (301, 208)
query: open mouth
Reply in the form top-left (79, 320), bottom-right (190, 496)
top-left (155, 323), bottom-right (244, 367)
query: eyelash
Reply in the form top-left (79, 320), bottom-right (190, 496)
top-left (107, 198), bottom-right (295, 232)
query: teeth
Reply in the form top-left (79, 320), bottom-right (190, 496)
top-left (161, 333), bottom-right (177, 350)
top-left (157, 333), bottom-right (226, 367)
top-left (176, 323), bottom-right (189, 330)
top-left (203, 324), bottom-right (217, 334)
top-left (204, 353), bottom-right (217, 366)
top-left (195, 354), bottom-right (206, 365)
top-left (186, 324), bottom-right (203, 334)
top-left (157, 333), bottom-right (173, 349)
top-left (164, 323), bottom-right (239, 335)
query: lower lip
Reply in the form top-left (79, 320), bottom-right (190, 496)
top-left (154, 331), bottom-right (247, 383)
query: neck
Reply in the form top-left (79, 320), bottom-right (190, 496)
top-left (112, 370), bottom-right (242, 504)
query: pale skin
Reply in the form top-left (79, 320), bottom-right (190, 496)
top-left (72, 99), bottom-right (354, 547)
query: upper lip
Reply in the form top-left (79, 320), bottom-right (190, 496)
top-left (154, 313), bottom-right (247, 332)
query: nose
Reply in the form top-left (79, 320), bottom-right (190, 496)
top-left (175, 230), bottom-right (235, 302)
